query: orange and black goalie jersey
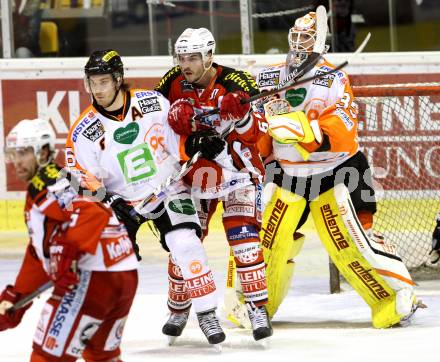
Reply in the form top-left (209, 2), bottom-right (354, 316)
top-left (155, 63), bottom-right (268, 198)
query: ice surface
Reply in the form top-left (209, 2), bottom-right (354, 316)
top-left (0, 231), bottom-right (438, 361)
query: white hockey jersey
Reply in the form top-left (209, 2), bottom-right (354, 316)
top-left (257, 58), bottom-right (359, 177)
top-left (66, 89), bottom-right (183, 203)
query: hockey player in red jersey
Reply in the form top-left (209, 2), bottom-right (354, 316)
top-left (155, 27), bottom-right (272, 341)
top-left (0, 118), bottom-right (138, 361)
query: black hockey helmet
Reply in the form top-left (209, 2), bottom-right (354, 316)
top-left (84, 49), bottom-right (124, 80)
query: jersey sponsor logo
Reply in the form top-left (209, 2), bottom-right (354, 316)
top-left (189, 260), bottom-right (203, 275)
top-left (185, 271), bottom-right (216, 298)
top-left (285, 87), bottom-right (307, 107)
top-left (82, 119), bottom-right (104, 142)
top-left (33, 303), bottom-right (53, 346)
top-left (238, 265), bottom-right (267, 294)
top-left (135, 90), bottom-right (157, 98)
top-left (138, 96), bottom-right (162, 114)
top-left (117, 143), bottom-right (157, 183)
top-left (180, 79), bottom-right (194, 92)
top-left (349, 261), bottom-right (391, 300)
top-left (155, 66), bottom-right (179, 90)
top-left (104, 317), bottom-right (127, 351)
top-left (233, 243), bottom-right (260, 264)
top-left (224, 71), bottom-right (258, 92)
top-left (313, 70), bottom-right (335, 88)
top-left (320, 203), bottom-right (349, 250)
top-left (258, 70), bottom-right (281, 88)
top-left (66, 315), bottom-right (102, 357)
top-left (335, 108), bottom-right (354, 131)
top-left (227, 225), bottom-right (259, 241)
top-left (113, 122), bottom-right (139, 144)
top-left (72, 117), bottom-right (92, 142)
top-left (103, 235), bottom-right (133, 267)
top-left (261, 198), bottom-right (288, 249)
top-left (168, 199), bottom-right (196, 215)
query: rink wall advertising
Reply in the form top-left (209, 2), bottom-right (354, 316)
top-left (0, 53), bottom-right (439, 230)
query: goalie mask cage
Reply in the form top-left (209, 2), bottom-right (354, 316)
top-left (353, 83), bottom-right (440, 280)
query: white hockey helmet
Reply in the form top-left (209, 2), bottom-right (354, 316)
top-left (5, 118), bottom-right (56, 163)
top-left (175, 28), bottom-right (216, 64)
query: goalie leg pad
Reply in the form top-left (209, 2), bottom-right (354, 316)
top-left (310, 184), bottom-right (416, 328)
top-left (260, 184), bottom-right (307, 318)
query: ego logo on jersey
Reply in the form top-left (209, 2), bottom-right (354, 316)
top-left (138, 97), bottom-right (161, 114)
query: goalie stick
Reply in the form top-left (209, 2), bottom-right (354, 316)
top-left (8, 281), bottom-right (53, 312)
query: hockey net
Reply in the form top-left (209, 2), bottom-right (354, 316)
top-left (353, 83), bottom-right (440, 279)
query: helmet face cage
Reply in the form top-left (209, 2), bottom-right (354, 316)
top-left (287, 13), bottom-right (317, 67)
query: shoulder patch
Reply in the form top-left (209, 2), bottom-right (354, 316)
top-left (258, 69), bottom-right (281, 88)
top-left (28, 163), bottom-right (62, 199)
top-left (220, 67), bottom-right (259, 95)
top-left (313, 69), bottom-right (335, 88)
top-left (72, 113), bottom-right (101, 143)
top-left (155, 66), bottom-right (181, 95)
top-left (137, 95), bottom-right (162, 114)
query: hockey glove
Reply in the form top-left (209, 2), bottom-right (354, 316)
top-left (184, 130), bottom-right (226, 160)
top-left (49, 238), bottom-right (80, 296)
top-left (429, 215), bottom-right (440, 264)
top-left (168, 98), bottom-right (195, 136)
top-left (220, 91), bottom-right (251, 123)
top-left (0, 285), bottom-right (32, 331)
top-left (104, 194), bottom-right (145, 260)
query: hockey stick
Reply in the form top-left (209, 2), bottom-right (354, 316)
top-left (8, 281), bottom-right (53, 312)
top-left (133, 124), bottom-right (234, 216)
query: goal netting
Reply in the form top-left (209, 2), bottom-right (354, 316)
top-left (354, 83), bottom-right (440, 279)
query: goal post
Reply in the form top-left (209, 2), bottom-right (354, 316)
top-left (330, 82), bottom-right (440, 293)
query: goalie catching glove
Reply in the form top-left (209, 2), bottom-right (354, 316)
top-left (430, 214), bottom-right (440, 264)
top-left (267, 109), bottom-right (320, 144)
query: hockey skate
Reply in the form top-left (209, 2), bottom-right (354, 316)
top-left (247, 303), bottom-right (273, 343)
top-left (162, 310), bottom-right (189, 345)
top-left (197, 309), bottom-right (226, 350)
top-left (399, 299), bottom-right (427, 326)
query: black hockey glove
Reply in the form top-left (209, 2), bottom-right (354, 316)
top-left (429, 215), bottom-right (440, 264)
top-left (104, 194), bottom-right (146, 261)
top-left (184, 130), bottom-right (226, 160)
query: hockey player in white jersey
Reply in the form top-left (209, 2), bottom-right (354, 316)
top-left (65, 50), bottom-right (226, 345)
top-left (254, 7), bottom-right (424, 328)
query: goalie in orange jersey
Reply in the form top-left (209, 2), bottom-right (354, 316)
top-left (252, 7), bottom-right (424, 329)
